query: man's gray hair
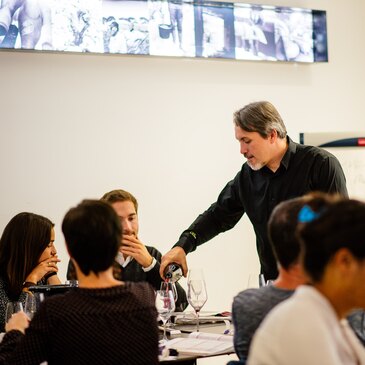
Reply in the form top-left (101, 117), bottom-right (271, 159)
top-left (233, 101), bottom-right (287, 139)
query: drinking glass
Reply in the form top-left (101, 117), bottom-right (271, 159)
top-left (65, 280), bottom-right (79, 287)
top-left (24, 293), bottom-right (44, 320)
top-left (160, 281), bottom-right (178, 302)
top-left (259, 274), bottom-right (266, 287)
top-left (160, 282), bottom-right (178, 327)
top-left (24, 294), bottom-right (37, 320)
top-left (155, 289), bottom-right (175, 343)
top-left (5, 301), bottom-right (24, 323)
top-left (187, 269), bottom-right (207, 332)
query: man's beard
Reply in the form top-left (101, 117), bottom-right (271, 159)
top-left (247, 159), bottom-right (265, 171)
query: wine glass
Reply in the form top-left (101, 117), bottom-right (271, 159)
top-left (160, 282), bottom-right (178, 327)
top-left (5, 301), bottom-right (24, 323)
top-left (24, 294), bottom-right (37, 320)
top-left (259, 274), bottom-right (266, 287)
top-left (160, 281), bottom-right (178, 302)
top-left (24, 292), bottom-right (45, 320)
top-left (155, 289), bottom-right (175, 343)
top-left (65, 280), bottom-right (79, 287)
top-left (187, 269), bottom-right (207, 332)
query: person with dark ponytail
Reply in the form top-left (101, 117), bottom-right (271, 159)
top-left (0, 212), bottom-right (61, 332)
top-left (248, 196), bottom-right (365, 365)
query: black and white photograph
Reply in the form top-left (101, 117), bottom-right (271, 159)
top-left (234, 5), bottom-right (266, 61)
top-left (234, 4), bottom-right (315, 63)
top-left (0, 0), bottom-right (53, 50)
top-left (51, 0), bottom-right (103, 53)
top-left (0, 0), bottom-right (328, 64)
top-left (102, 0), bottom-right (150, 55)
top-left (274, 8), bottom-right (314, 62)
top-left (195, 1), bottom-right (235, 59)
top-left (234, 5), bottom-right (277, 61)
top-left (148, 0), bottom-right (195, 58)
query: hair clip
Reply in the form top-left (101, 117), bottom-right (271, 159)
top-left (298, 205), bottom-right (321, 223)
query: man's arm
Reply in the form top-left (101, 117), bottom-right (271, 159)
top-left (160, 176), bottom-right (245, 277)
top-left (143, 247), bottom-right (188, 311)
top-left (0, 330), bottom-right (24, 363)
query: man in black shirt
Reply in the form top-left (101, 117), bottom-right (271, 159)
top-left (160, 101), bottom-right (348, 280)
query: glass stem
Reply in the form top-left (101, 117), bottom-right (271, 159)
top-left (163, 321), bottom-right (167, 341)
top-left (196, 310), bottom-right (200, 332)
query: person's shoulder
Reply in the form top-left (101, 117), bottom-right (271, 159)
top-left (35, 290), bottom-right (76, 317)
top-left (234, 287), bottom-right (260, 300)
top-left (126, 280), bottom-right (154, 291)
top-left (233, 287), bottom-right (268, 308)
top-left (295, 142), bottom-right (338, 160)
top-left (235, 285), bottom-right (290, 305)
top-left (125, 281), bottom-right (156, 304)
top-left (252, 293), bottom-right (295, 335)
top-left (260, 286), bottom-right (310, 324)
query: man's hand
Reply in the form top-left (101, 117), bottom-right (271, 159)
top-left (160, 247), bottom-right (188, 278)
top-left (5, 311), bottom-right (29, 334)
top-left (120, 234), bottom-right (153, 268)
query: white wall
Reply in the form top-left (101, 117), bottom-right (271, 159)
top-left (1, 1), bottom-right (365, 362)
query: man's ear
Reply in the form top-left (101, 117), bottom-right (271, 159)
top-left (332, 248), bottom-right (357, 274)
top-left (269, 129), bottom-right (277, 143)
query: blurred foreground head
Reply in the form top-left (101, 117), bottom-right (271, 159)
top-left (62, 200), bottom-right (121, 276)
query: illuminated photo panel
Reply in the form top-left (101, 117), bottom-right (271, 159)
top-left (0, 0), bottom-right (328, 63)
top-left (234, 4), bottom-right (316, 62)
top-left (148, 0), bottom-right (195, 57)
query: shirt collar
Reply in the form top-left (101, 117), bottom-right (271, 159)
top-left (115, 252), bottom-right (133, 268)
top-left (280, 136), bottom-right (296, 170)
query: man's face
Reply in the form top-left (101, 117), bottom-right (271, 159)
top-left (235, 125), bottom-right (274, 171)
top-left (111, 200), bottom-right (139, 237)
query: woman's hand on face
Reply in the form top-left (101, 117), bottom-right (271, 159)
top-left (25, 256), bottom-right (61, 284)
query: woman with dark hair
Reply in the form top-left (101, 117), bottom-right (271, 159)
top-left (0, 200), bottom-right (158, 365)
top-left (0, 212), bottom-right (61, 332)
top-left (248, 197), bottom-right (365, 365)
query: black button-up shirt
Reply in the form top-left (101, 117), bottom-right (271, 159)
top-left (174, 137), bottom-right (348, 279)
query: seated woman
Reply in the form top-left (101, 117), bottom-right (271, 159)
top-left (0, 212), bottom-right (61, 332)
top-left (0, 200), bottom-right (159, 365)
top-left (248, 197), bottom-right (365, 365)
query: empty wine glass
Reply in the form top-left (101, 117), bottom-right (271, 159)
top-left (160, 281), bottom-right (178, 327)
top-left (259, 274), bottom-right (266, 287)
top-left (25, 292), bottom-right (45, 320)
top-left (24, 294), bottom-right (37, 320)
top-left (5, 301), bottom-right (24, 323)
top-left (155, 289), bottom-right (175, 343)
top-left (187, 269), bottom-right (207, 332)
top-left (65, 280), bottom-right (79, 287)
